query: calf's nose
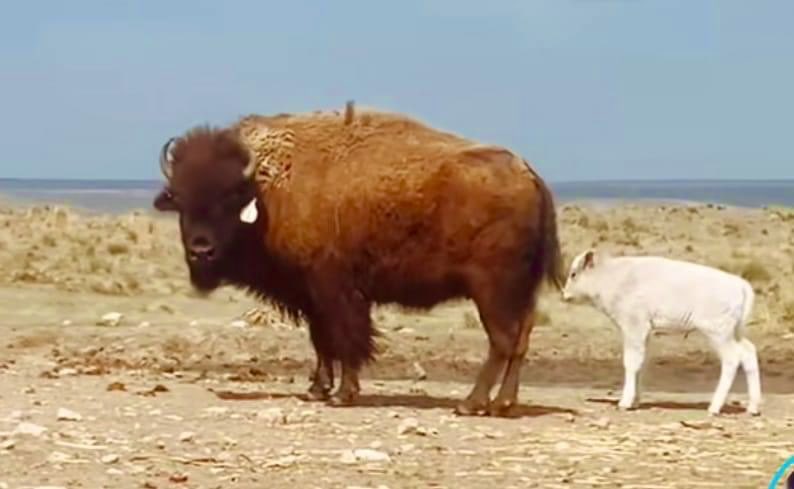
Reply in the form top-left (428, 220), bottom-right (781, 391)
top-left (188, 236), bottom-right (216, 262)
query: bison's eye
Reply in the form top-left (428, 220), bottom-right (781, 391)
top-left (154, 188), bottom-right (180, 212)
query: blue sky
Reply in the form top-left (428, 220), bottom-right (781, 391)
top-left (1, 1), bottom-right (792, 181)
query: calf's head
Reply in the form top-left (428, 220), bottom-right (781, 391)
top-left (153, 127), bottom-right (261, 293)
top-left (561, 248), bottom-right (598, 303)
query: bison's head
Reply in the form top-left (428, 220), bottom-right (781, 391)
top-left (153, 127), bottom-right (261, 293)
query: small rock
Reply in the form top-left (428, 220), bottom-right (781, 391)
top-left (23, 386), bottom-right (35, 394)
top-left (340, 448), bottom-right (391, 464)
top-left (412, 362), bottom-right (427, 380)
top-left (98, 312), bottom-right (123, 327)
top-left (229, 320), bottom-right (249, 329)
top-left (101, 453), bottom-right (120, 464)
top-left (137, 321), bottom-right (151, 328)
top-left (178, 431), bottom-right (195, 443)
top-left (106, 382), bottom-right (126, 392)
top-left (203, 407), bottom-right (229, 416)
top-left (9, 410), bottom-right (27, 421)
top-left (263, 455), bottom-right (299, 468)
top-left (559, 413), bottom-right (576, 423)
top-left (56, 407), bottom-right (82, 422)
top-left (188, 320), bottom-right (199, 327)
top-left (257, 408), bottom-right (287, 425)
top-left (169, 473), bottom-right (189, 483)
top-left (0, 439), bottom-right (15, 450)
top-left (397, 417), bottom-right (421, 436)
top-left (61, 320), bottom-right (72, 327)
top-left (590, 417), bottom-right (611, 429)
top-left (47, 451), bottom-right (73, 464)
top-left (339, 450), bottom-right (358, 464)
top-left (106, 468), bottom-right (124, 476)
top-left (13, 422), bottom-right (47, 437)
top-left (398, 443), bottom-right (415, 454)
top-left (58, 368), bottom-right (78, 377)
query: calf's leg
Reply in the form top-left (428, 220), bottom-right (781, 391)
top-left (738, 338), bottom-right (762, 416)
top-left (618, 323), bottom-right (650, 411)
top-left (707, 337), bottom-right (741, 416)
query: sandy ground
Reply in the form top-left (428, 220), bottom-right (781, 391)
top-left (1, 201), bottom-right (794, 488)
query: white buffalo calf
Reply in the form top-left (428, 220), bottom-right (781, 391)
top-left (562, 249), bottom-right (762, 416)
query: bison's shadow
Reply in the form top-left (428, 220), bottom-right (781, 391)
top-left (208, 389), bottom-right (577, 418)
top-left (585, 397), bottom-right (746, 414)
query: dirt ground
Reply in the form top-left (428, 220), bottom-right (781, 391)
top-left (1, 202), bottom-right (794, 488)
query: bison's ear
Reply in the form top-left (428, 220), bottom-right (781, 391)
top-left (153, 188), bottom-right (178, 212)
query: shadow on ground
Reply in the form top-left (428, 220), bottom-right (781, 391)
top-left (585, 397), bottom-right (747, 415)
top-left (208, 388), bottom-right (578, 418)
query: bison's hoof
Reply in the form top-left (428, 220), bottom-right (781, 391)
top-left (305, 386), bottom-right (331, 402)
top-left (327, 390), bottom-right (359, 407)
top-left (454, 399), bottom-right (489, 417)
top-left (488, 399), bottom-right (519, 418)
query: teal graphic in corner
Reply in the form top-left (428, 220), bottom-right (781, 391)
top-left (768, 456), bottom-right (794, 489)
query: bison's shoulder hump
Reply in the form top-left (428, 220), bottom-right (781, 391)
top-left (458, 144), bottom-right (519, 166)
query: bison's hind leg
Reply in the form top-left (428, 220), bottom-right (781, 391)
top-left (456, 270), bottom-right (538, 418)
top-left (490, 309), bottom-right (536, 417)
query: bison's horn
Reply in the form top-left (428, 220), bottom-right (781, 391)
top-left (159, 137), bottom-right (177, 181)
top-left (242, 147), bottom-right (258, 180)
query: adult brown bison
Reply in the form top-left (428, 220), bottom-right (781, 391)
top-left (153, 103), bottom-right (562, 416)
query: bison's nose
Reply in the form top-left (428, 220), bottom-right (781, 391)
top-left (188, 236), bottom-right (216, 262)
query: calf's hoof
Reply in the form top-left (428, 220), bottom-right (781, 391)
top-left (454, 398), bottom-right (489, 417)
top-left (617, 401), bottom-right (638, 411)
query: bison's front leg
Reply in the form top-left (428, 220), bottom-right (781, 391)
top-left (306, 354), bottom-right (335, 401)
top-left (328, 362), bottom-right (361, 406)
top-left (307, 269), bottom-right (374, 408)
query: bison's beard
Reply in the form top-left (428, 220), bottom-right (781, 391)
top-left (188, 265), bottom-right (222, 294)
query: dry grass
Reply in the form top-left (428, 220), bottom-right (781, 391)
top-left (738, 260), bottom-right (773, 284)
top-left (462, 311), bottom-right (480, 330)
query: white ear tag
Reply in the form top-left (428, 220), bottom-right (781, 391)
top-left (239, 198), bottom-right (258, 224)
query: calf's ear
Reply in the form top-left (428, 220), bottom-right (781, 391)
top-left (153, 188), bottom-right (178, 212)
top-left (583, 249), bottom-right (596, 269)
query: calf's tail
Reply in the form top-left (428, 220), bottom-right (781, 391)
top-left (734, 281), bottom-right (756, 341)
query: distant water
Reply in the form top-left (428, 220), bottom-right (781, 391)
top-left (0, 178), bottom-right (792, 214)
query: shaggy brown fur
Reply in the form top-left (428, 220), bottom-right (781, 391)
top-left (154, 104), bottom-right (563, 416)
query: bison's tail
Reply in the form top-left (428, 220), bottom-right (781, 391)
top-left (530, 173), bottom-right (564, 294)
